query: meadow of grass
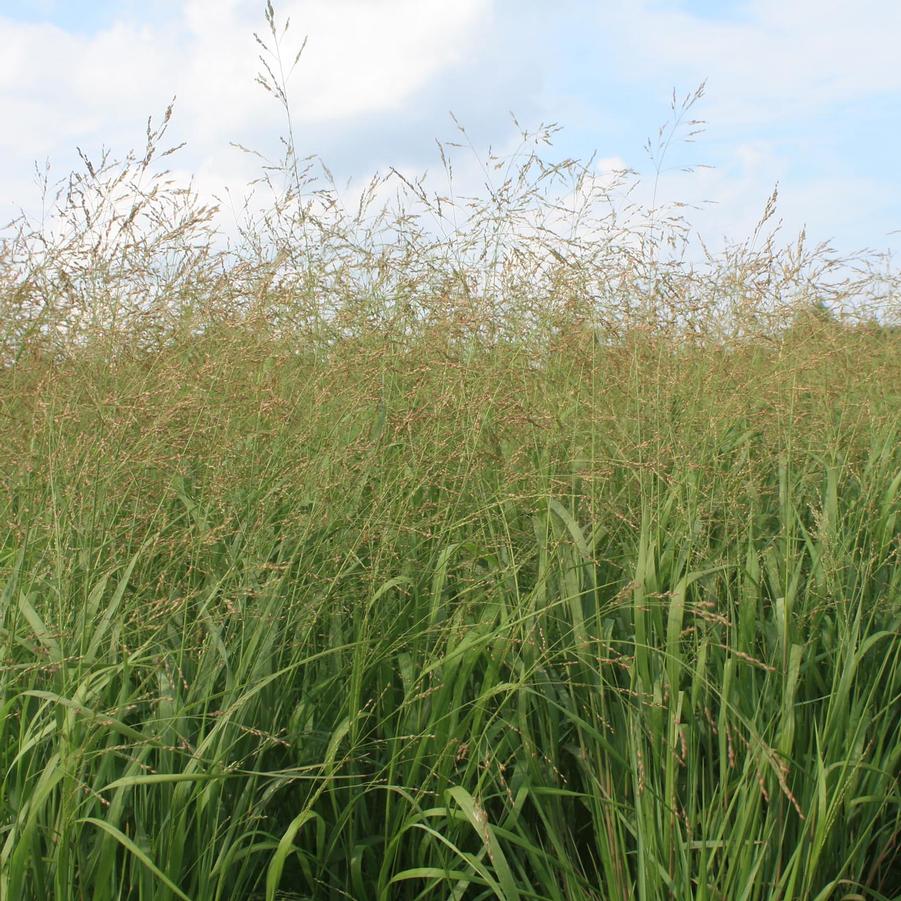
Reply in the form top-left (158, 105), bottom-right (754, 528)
top-left (1, 17), bottom-right (900, 897)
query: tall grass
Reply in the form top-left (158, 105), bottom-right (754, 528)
top-left (1, 8), bottom-right (899, 898)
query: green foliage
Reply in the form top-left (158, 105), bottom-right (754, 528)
top-left (0, 323), bottom-right (898, 899)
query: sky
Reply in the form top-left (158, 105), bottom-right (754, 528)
top-left (1, 0), bottom-right (900, 261)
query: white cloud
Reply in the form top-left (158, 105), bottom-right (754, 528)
top-left (266, 0), bottom-right (489, 122)
top-left (0, 19), bottom-right (176, 151)
top-left (0, 0), bottom-right (491, 223)
top-left (1, 0), bottom-right (491, 142)
top-left (580, 1), bottom-right (901, 255)
top-left (603, 0), bottom-right (901, 125)
top-left (636, 138), bottom-right (899, 262)
top-left (1, 0), bottom-right (897, 262)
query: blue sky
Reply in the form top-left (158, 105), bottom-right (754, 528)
top-left (2, 0), bottom-right (899, 259)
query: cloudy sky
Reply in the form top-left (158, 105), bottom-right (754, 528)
top-left (1, 0), bottom-right (899, 258)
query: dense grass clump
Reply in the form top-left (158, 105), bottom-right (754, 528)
top-left (1, 16), bottom-right (899, 895)
top-left (1, 318), bottom-right (898, 899)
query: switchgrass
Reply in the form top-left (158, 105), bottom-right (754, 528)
top-left (1, 317), bottom-right (898, 899)
top-left (1, 11), bottom-right (900, 897)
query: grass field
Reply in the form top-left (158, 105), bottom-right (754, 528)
top-left (1, 31), bottom-right (899, 897)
